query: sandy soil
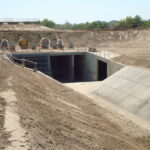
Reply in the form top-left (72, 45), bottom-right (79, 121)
top-left (58, 29), bottom-right (150, 68)
top-left (105, 46), bottom-right (150, 68)
top-left (0, 97), bottom-right (9, 150)
top-left (65, 82), bottom-right (150, 133)
top-left (0, 89), bottom-right (29, 150)
top-left (0, 54), bottom-right (150, 150)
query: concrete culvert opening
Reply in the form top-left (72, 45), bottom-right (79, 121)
top-left (13, 52), bottom-right (123, 83)
top-left (74, 55), bottom-right (84, 82)
top-left (19, 38), bottom-right (28, 49)
top-left (98, 60), bottom-right (107, 81)
top-left (40, 38), bottom-right (50, 49)
top-left (50, 56), bottom-right (73, 82)
top-left (1, 39), bottom-right (9, 50)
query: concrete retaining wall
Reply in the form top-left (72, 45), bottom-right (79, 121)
top-left (84, 52), bottom-right (124, 81)
top-left (0, 31), bottom-right (56, 47)
top-left (13, 51), bottom-right (123, 82)
top-left (91, 66), bottom-right (150, 121)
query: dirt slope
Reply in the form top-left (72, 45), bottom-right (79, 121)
top-left (0, 23), bottom-right (55, 32)
top-left (58, 29), bottom-right (150, 67)
top-left (0, 56), bottom-right (150, 150)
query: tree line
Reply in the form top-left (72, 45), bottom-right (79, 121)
top-left (39, 15), bottom-right (150, 30)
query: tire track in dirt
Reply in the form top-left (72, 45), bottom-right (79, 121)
top-left (0, 90), bottom-right (29, 150)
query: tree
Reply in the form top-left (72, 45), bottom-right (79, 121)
top-left (40, 16), bottom-right (150, 30)
top-left (108, 20), bottom-right (119, 27)
top-left (72, 21), bottom-right (108, 30)
top-left (113, 15), bottom-right (144, 29)
top-left (40, 19), bottom-right (56, 28)
top-left (55, 21), bottom-right (73, 30)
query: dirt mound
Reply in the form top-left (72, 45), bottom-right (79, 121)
top-left (0, 56), bottom-right (150, 149)
top-left (0, 97), bottom-right (9, 150)
top-left (58, 29), bottom-right (150, 47)
top-left (113, 55), bottom-right (150, 68)
top-left (0, 23), bottom-right (55, 32)
top-left (58, 29), bottom-right (150, 67)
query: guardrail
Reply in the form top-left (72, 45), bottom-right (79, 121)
top-left (3, 48), bottom-right (37, 72)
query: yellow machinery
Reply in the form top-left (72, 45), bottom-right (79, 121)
top-left (19, 38), bottom-right (28, 49)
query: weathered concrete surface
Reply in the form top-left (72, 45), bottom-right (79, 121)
top-left (0, 31), bottom-right (56, 47)
top-left (84, 52), bottom-right (124, 81)
top-left (87, 66), bottom-right (150, 121)
top-left (0, 24), bottom-right (56, 47)
top-left (65, 66), bottom-right (150, 132)
top-left (65, 80), bottom-right (150, 132)
top-left (13, 51), bottom-right (124, 82)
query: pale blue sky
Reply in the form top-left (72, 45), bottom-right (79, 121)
top-left (0, 0), bottom-right (149, 23)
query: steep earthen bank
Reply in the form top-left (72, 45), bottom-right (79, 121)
top-left (0, 56), bottom-right (150, 149)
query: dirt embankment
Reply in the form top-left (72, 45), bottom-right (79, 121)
top-left (1, 28), bottom-right (150, 67)
top-left (58, 29), bottom-right (150, 67)
top-left (0, 56), bottom-right (150, 150)
top-left (0, 56), bottom-right (12, 149)
top-left (113, 55), bottom-right (150, 68)
top-left (0, 97), bottom-right (9, 150)
top-left (58, 29), bottom-right (150, 49)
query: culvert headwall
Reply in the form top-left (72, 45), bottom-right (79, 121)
top-left (90, 66), bottom-right (150, 121)
top-left (13, 51), bottom-right (124, 83)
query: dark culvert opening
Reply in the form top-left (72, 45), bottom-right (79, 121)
top-left (74, 55), bottom-right (84, 82)
top-left (12, 53), bottom-right (111, 83)
top-left (50, 56), bottom-right (73, 82)
top-left (98, 60), bottom-right (107, 81)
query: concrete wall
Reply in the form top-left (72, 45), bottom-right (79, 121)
top-left (1, 29), bottom-right (150, 49)
top-left (0, 31), bottom-right (56, 47)
top-left (13, 51), bottom-right (123, 82)
top-left (84, 52), bottom-right (124, 81)
top-left (91, 66), bottom-right (150, 121)
top-left (13, 52), bottom-right (85, 82)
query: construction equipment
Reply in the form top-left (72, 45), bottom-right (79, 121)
top-left (19, 38), bottom-right (28, 49)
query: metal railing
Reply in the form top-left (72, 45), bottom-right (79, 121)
top-left (3, 48), bottom-right (37, 72)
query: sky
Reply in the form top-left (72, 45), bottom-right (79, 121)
top-left (0, 0), bottom-right (149, 24)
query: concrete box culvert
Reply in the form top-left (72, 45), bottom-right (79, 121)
top-left (13, 51), bottom-right (123, 83)
top-left (12, 51), bottom-right (150, 122)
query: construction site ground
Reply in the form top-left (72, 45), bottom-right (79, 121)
top-left (0, 53), bottom-right (150, 150)
top-left (1, 29), bottom-right (150, 149)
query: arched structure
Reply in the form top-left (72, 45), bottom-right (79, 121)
top-left (51, 39), bottom-right (64, 49)
top-left (40, 38), bottom-right (50, 49)
top-left (57, 39), bottom-right (64, 49)
top-left (19, 38), bottom-right (28, 49)
top-left (1, 39), bottom-right (10, 50)
top-left (51, 39), bottom-right (58, 49)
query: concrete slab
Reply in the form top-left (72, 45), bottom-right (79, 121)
top-left (91, 66), bottom-right (150, 121)
top-left (65, 66), bottom-right (150, 130)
